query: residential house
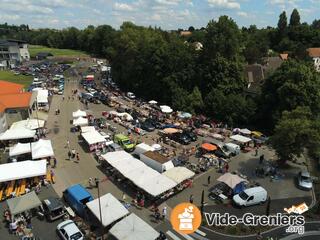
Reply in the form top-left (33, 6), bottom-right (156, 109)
top-left (0, 39), bottom-right (30, 68)
top-left (0, 81), bottom-right (35, 133)
top-left (245, 54), bottom-right (286, 95)
top-left (306, 48), bottom-right (320, 72)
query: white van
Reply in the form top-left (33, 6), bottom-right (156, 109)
top-left (233, 186), bottom-right (267, 207)
top-left (225, 143), bottom-right (240, 155)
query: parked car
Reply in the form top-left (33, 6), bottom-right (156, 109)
top-left (127, 92), bottom-right (136, 99)
top-left (297, 170), bottom-right (313, 190)
top-left (183, 130), bottom-right (197, 141)
top-left (171, 132), bottom-right (191, 145)
top-left (56, 220), bottom-right (84, 240)
top-left (42, 197), bottom-right (66, 221)
top-left (233, 186), bottom-right (267, 207)
top-left (140, 121), bottom-right (155, 132)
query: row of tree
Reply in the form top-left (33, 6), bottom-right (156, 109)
top-left (1, 9), bottom-right (320, 161)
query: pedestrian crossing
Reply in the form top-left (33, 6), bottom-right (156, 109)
top-left (166, 229), bottom-right (209, 240)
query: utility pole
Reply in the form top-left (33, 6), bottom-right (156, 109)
top-left (95, 178), bottom-right (103, 239)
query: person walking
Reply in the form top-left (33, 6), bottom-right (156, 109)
top-left (122, 192), bottom-right (127, 203)
top-left (71, 149), bottom-right (76, 158)
top-left (50, 169), bottom-right (55, 184)
top-left (225, 162), bottom-right (229, 173)
top-left (189, 194), bottom-right (194, 204)
top-left (76, 153), bottom-right (80, 162)
top-left (207, 175), bottom-right (211, 185)
top-left (162, 206), bottom-right (167, 220)
top-left (53, 157), bottom-right (57, 168)
top-left (255, 147), bottom-right (258, 156)
top-left (259, 154), bottom-right (264, 164)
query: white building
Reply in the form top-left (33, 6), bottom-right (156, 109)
top-left (0, 39), bottom-right (30, 68)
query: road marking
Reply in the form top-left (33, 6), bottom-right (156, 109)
top-left (166, 231), bottom-right (182, 240)
top-left (177, 232), bottom-right (194, 240)
top-left (195, 229), bottom-right (206, 236)
top-left (190, 233), bottom-right (209, 240)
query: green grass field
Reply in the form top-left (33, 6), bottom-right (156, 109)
top-left (29, 45), bottom-right (89, 58)
top-left (0, 70), bottom-right (33, 88)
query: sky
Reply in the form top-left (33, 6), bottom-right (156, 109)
top-left (0, 0), bottom-right (319, 30)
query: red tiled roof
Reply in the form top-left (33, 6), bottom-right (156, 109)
top-left (0, 80), bottom-right (24, 95)
top-left (0, 92), bottom-right (32, 112)
top-left (307, 48), bottom-right (320, 58)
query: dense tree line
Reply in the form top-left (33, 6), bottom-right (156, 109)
top-left (2, 9), bottom-right (320, 161)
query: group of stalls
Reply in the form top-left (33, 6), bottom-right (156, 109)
top-left (86, 193), bottom-right (159, 240)
top-left (101, 151), bottom-right (195, 201)
top-left (72, 110), bottom-right (88, 131)
top-left (0, 160), bottom-right (47, 201)
top-left (80, 126), bottom-right (111, 152)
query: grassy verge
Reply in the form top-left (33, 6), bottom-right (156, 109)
top-left (29, 45), bottom-right (89, 58)
top-left (0, 70), bottom-right (33, 88)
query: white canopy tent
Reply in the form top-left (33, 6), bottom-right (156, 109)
top-left (31, 139), bottom-right (54, 159)
top-left (7, 191), bottom-right (42, 216)
top-left (110, 213), bottom-right (159, 240)
top-left (133, 143), bottom-right (155, 156)
top-left (86, 193), bottom-right (129, 227)
top-left (162, 167), bottom-right (195, 184)
top-left (72, 110), bottom-right (87, 118)
top-left (240, 128), bottom-right (251, 135)
top-left (80, 126), bottom-right (95, 133)
top-left (230, 134), bottom-right (252, 144)
top-left (217, 173), bottom-right (248, 189)
top-left (81, 131), bottom-right (106, 145)
top-left (0, 128), bottom-right (36, 141)
top-left (148, 100), bottom-right (158, 105)
top-left (101, 151), bottom-right (177, 197)
top-left (9, 143), bottom-right (31, 157)
top-left (73, 117), bottom-right (88, 126)
top-left (0, 160), bottom-right (47, 183)
top-left (36, 89), bottom-right (49, 103)
top-left (10, 119), bottom-right (45, 130)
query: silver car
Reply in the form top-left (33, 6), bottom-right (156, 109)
top-left (57, 220), bottom-right (84, 240)
top-left (297, 171), bottom-right (313, 190)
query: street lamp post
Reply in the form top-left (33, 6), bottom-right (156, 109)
top-left (95, 178), bottom-right (104, 239)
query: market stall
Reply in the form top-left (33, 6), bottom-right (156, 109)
top-left (31, 139), bottom-right (54, 159)
top-left (86, 193), bottom-right (129, 227)
top-left (9, 143), bottom-right (31, 157)
top-left (73, 117), bottom-right (88, 126)
top-left (10, 119), bottom-right (45, 130)
top-left (110, 213), bottom-right (159, 240)
top-left (217, 173), bottom-right (248, 189)
top-left (133, 143), bottom-right (155, 156)
top-left (230, 134), bottom-right (252, 144)
top-left (81, 130), bottom-right (106, 151)
top-left (162, 167), bottom-right (195, 184)
top-left (0, 128), bottom-right (36, 141)
top-left (72, 109), bottom-right (87, 118)
top-left (0, 160), bottom-right (47, 183)
top-left (7, 191), bottom-right (42, 217)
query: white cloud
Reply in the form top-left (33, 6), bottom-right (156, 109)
top-left (114, 2), bottom-right (135, 11)
top-left (0, 14), bottom-right (21, 21)
top-left (150, 14), bottom-right (162, 21)
top-left (208, 0), bottom-right (241, 9)
top-left (237, 11), bottom-right (248, 17)
top-left (155, 0), bottom-right (182, 5)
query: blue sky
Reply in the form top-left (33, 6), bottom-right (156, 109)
top-left (0, 0), bottom-right (319, 30)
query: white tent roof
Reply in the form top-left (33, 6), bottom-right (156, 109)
top-left (10, 119), bottom-right (45, 130)
top-left (148, 100), bottom-right (158, 104)
top-left (133, 143), bottom-right (155, 156)
top-left (7, 191), bottom-right (42, 216)
top-left (80, 126), bottom-right (96, 133)
top-left (31, 139), bottom-right (54, 159)
top-left (86, 193), bottom-right (129, 227)
top-left (9, 142), bottom-right (31, 157)
top-left (230, 134), bottom-right (252, 143)
top-left (117, 112), bottom-right (133, 121)
top-left (0, 160), bottom-right (47, 183)
top-left (110, 213), bottom-right (159, 240)
top-left (101, 151), bottom-right (177, 197)
top-left (36, 89), bottom-right (48, 103)
top-left (162, 167), bottom-right (195, 184)
top-left (240, 128), bottom-right (251, 135)
top-left (217, 173), bottom-right (248, 189)
top-left (0, 128), bottom-right (36, 140)
top-left (81, 131), bottom-right (106, 145)
top-left (73, 117), bottom-right (88, 126)
top-left (72, 110), bottom-right (87, 118)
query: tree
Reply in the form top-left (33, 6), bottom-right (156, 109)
top-left (187, 87), bottom-right (204, 113)
top-left (277, 11), bottom-right (287, 32)
top-left (259, 60), bottom-right (320, 130)
top-left (271, 107), bottom-right (320, 163)
top-left (289, 9), bottom-right (300, 27)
